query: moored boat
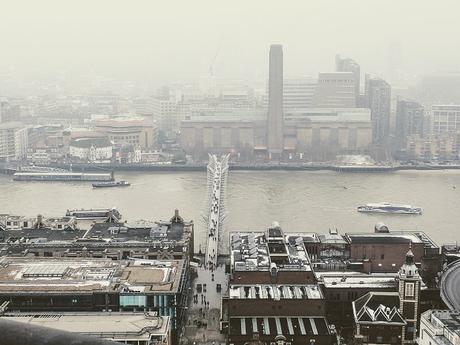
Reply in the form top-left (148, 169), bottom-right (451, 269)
top-left (357, 202), bottom-right (422, 215)
top-left (92, 180), bottom-right (130, 188)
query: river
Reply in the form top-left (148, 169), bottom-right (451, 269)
top-left (1, 170), bottom-right (460, 247)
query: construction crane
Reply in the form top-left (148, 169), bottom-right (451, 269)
top-left (209, 46), bottom-right (220, 77)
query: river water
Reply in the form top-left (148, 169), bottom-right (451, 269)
top-left (1, 170), bottom-right (460, 247)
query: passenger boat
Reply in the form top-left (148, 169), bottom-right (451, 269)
top-left (65, 208), bottom-right (122, 220)
top-left (92, 180), bottom-right (130, 188)
top-left (357, 202), bottom-right (422, 215)
top-left (13, 171), bottom-right (113, 182)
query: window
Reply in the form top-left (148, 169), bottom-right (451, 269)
top-left (381, 254), bottom-right (384, 259)
top-left (405, 282), bottom-right (415, 297)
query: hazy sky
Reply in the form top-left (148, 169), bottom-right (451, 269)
top-left (1, 0), bottom-right (459, 86)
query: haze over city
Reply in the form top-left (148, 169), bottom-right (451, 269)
top-left (1, 0), bottom-right (460, 88)
top-left (2, 1), bottom-right (460, 345)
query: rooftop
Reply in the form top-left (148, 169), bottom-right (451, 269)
top-left (318, 272), bottom-right (398, 289)
top-left (422, 310), bottom-right (460, 343)
top-left (230, 230), bottom-right (311, 272)
top-left (352, 292), bottom-right (405, 326)
top-left (1, 312), bottom-right (170, 339)
top-left (0, 257), bottom-right (184, 294)
top-left (70, 137), bottom-right (112, 148)
top-left (346, 232), bottom-right (424, 245)
top-left (229, 284), bottom-right (323, 300)
top-left (0, 210), bottom-right (192, 251)
top-left (229, 316), bottom-right (331, 337)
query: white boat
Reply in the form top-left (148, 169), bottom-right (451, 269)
top-left (92, 180), bottom-right (130, 188)
top-left (357, 202), bottom-right (422, 215)
top-left (13, 171), bottom-right (113, 182)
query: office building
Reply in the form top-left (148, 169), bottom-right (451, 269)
top-left (0, 256), bottom-right (188, 342)
top-left (262, 77), bottom-right (317, 110)
top-left (395, 100), bottom-right (424, 149)
top-left (336, 55), bottom-right (361, 105)
top-left (366, 77), bottom-right (391, 143)
top-left (224, 224), bottom-right (336, 345)
top-left (419, 310), bottom-right (460, 345)
top-left (0, 122), bottom-right (28, 161)
top-left (431, 105), bottom-right (460, 136)
top-left (267, 44), bottom-right (284, 157)
top-left (152, 97), bottom-right (179, 135)
top-left (313, 72), bottom-right (357, 108)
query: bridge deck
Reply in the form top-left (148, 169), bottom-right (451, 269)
top-left (204, 155), bottom-right (228, 269)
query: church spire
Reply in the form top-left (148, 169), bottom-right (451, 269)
top-left (405, 242), bottom-right (414, 265)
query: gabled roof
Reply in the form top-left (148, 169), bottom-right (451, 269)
top-left (352, 292), bottom-right (406, 326)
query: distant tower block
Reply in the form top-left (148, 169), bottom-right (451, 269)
top-left (267, 44), bottom-right (284, 158)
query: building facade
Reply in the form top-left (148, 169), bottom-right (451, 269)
top-left (0, 122), bottom-right (28, 161)
top-left (431, 105), bottom-right (460, 136)
top-left (366, 77), bottom-right (391, 144)
top-left (69, 137), bottom-right (113, 162)
top-left (396, 100), bottom-right (424, 150)
top-left (336, 55), bottom-right (361, 106)
top-left (94, 116), bottom-right (157, 149)
top-left (313, 72), bottom-right (357, 108)
top-left (180, 108), bottom-right (372, 159)
top-left (262, 77), bottom-right (317, 110)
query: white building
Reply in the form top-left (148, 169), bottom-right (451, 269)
top-left (262, 77), bottom-right (318, 110)
top-left (0, 122), bottom-right (28, 161)
top-left (420, 310), bottom-right (460, 345)
top-left (313, 72), bottom-right (357, 108)
top-left (152, 97), bottom-right (179, 135)
top-left (69, 137), bottom-right (113, 162)
top-left (431, 105), bottom-right (460, 136)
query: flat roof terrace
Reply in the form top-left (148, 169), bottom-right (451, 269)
top-left (0, 257), bottom-right (183, 295)
top-left (345, 232), bottom-right (424, 245)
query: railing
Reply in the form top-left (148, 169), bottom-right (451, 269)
top-left (204, 154), bottom-right (229, 268)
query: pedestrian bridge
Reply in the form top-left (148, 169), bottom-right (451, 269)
top-left (204, 154), bottom-right (229, 269)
